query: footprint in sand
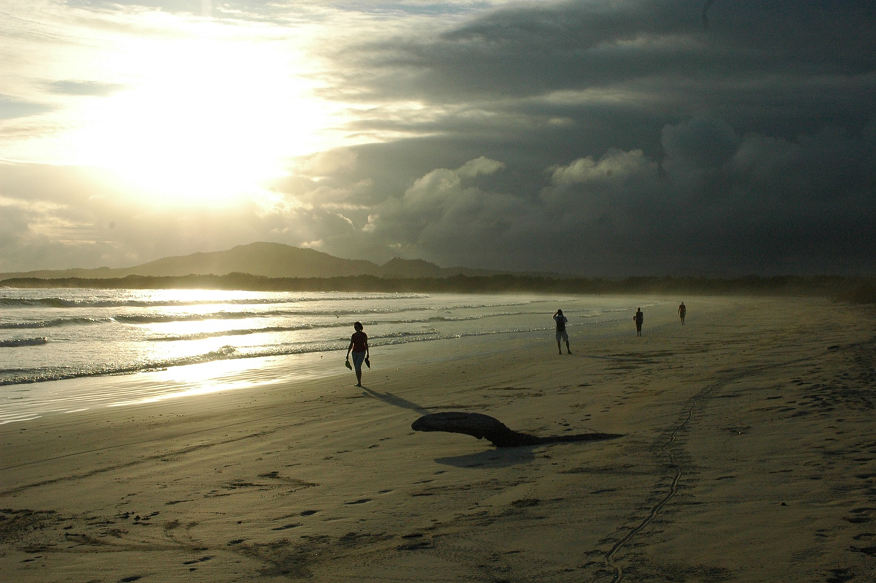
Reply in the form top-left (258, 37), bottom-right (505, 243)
top-left (271, 523), bottom-right (301, 531)
top-left (344, 498), bottom-right (371, 505)
top-left (397, 534), bottom-right (434, 551)
top-left (844, 508), bottom-right (876, 524)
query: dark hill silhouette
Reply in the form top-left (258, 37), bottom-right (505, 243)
top-left (123, 243), bottom-right (380, 278)
top-left (378, 257), bottom-right (485, 278)
top-left (0, 242), bottom-right (498, 280)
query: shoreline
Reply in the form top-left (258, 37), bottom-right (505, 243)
top-left (1, 290), bottom-right (647, 391)
top-left (1, 292), bottom-right (670, 423)
top-left (3, 273), bottom-right (875, 304)
top-left (2, 296), bottom-right (875, 582)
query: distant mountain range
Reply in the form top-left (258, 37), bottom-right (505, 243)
top-left (0, 242), bottom-right (501, 280)
top-left (3, 243), bottom-right (875, 303)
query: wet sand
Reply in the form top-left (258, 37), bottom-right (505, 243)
top-left (2, 296), bottom-right (875, 582)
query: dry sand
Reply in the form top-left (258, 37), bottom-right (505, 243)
top-left (2, 296), bottom-right (876, 582)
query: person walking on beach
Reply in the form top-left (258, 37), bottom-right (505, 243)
top-left (345, 321), bottom-right (370, 387)
top-left (678, 302), bottom-right (686, 325)
top-left (633, 308), bottom-right (644, 336)
top-left (554, 309), bottom-right (571, 354)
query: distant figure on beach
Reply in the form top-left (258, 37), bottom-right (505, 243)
top-left (633, 308), bottom-right (644, 336)
top-left (554, 309), bottom-right (571, 354)
top-left (678, 302), bottom-right (686, 325)
top-left (345, 321), bottom-right (370, 387)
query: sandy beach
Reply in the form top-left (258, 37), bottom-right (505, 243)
top-left (2, 295), bottom-right (875, 582)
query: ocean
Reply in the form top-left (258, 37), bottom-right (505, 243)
top-left (0, 288), bottom-right (653, 423)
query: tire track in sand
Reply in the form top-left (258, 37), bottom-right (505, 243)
top-left (602, 347), bottom-right (830, 583)
top-left (603, 383), bottom-right (703, 583)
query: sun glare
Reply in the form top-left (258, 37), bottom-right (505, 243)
top-left (71, 24), bottom-right (335, 204)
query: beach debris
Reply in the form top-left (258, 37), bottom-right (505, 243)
top-left (411, 412), bottom-right (622, 448)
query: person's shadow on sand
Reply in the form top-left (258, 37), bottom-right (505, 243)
top-left (360, 386), bottom-right (431, 416)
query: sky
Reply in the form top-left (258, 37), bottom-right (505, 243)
top-left (1, 0), bottom-right (874, 277)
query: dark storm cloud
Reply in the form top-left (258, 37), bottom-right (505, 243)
top-left (334, 0), bottom-right (874, 122)
top-left (3, 0), bottom-right (874, 276)
top-left (702, 0), bottom-right (716, 29)
top-left (324, 117), bottom-right (875, 275)
top-left (316, 0), bottom-right (875, 171)
top-left (285, 0), bottom-right (876, 275)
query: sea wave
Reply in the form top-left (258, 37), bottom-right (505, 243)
top-left (112, 306), bottom-right (530, 325)
top-left (0, 306), bottom-right (531, 341)
top-left (0, 325), bottom-right (540, 386)
top-left (0, 293), bottom-right (429, 309)
top-left (146, 310), bottom-right (529, 342)
top-left (150, 324), bottom-right (318, 341)
top-left (0, 346), bottom-right (243, 386)
top-left (425, 311), bottom-right (522, 322)
top-left (0, 317), bottom-right (111, 329)
top-left (0, 337), bottom-right (48, 348)
top-left (112, 308), bottom-right (385, 324)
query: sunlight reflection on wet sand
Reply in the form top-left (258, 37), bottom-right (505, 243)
top-left (0, 351), bottom-right (334, 423)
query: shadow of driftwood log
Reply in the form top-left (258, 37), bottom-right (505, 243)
top-left (412, 412), bottom-right (623, 448)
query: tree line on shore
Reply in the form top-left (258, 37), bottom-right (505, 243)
top-left (2, 273), bottom-right (875, 303)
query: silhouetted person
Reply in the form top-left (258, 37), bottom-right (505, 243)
top-left (678, 302), bottom-right (686, 324)
top-left (633, 308), bottom-right (643, 336)
top-left (345, 321), bottom-right (370, 387)
top-left (554, 309), bottom-right (571, 354)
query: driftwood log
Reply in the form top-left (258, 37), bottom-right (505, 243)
top-left (411, 412), bottom-right (623, 448)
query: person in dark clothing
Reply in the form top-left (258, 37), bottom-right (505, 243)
top-left (554, 309), bottom-right (571, 354)
top-left (633, 308), bottom-right (644, 336)
top-left (345, 321), bottom-right (370, 387)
